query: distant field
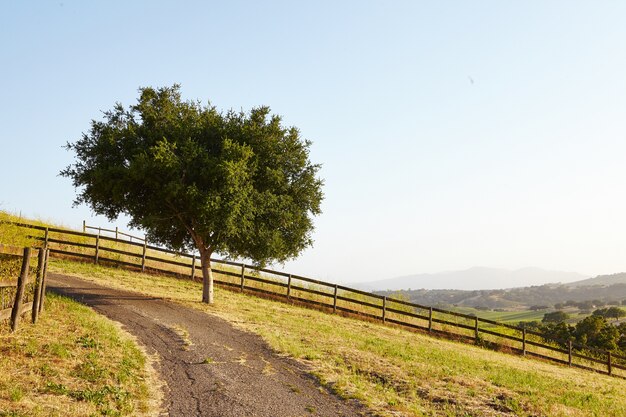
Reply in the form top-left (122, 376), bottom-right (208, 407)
top-left (52, 260), bottom-right (626, 417)
top-left (450, 306), bottom-right (549, 323)
top-left (450, 306), bottom-right (604, 325)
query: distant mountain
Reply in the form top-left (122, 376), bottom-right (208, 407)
top-left (354, 267), bottom-right (587, 292)
top-left (371, 271), bottom-right (626, 310)
top-left (566, 272), bottom-right (626, 288)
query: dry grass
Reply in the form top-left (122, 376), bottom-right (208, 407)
top-left (0, 293), bottom-right (161, 417)
top-left (53, 260), bottom-right (626, 417)
top-left (8, 217), bottom-right (594, 370)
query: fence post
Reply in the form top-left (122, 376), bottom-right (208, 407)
top-left (240, 265), bottom-right (245, 292)
top-left (287, 274), bottom-right (292, 299)
top-left (608, 351), bottom-right (612, 376)
top-left (10, 248), bottom-right (31, 332)
top-left (95, 235), bottom-right (100, 264)
top-left (333, 284), bottom-right (338, 313)
top-left (82, 220), bottom-right (86, 233)
top-left (568, 340), bottom-right (573, 366)
top-left (474, 317), bottom-right (479, 342)
top-left (31, 248), bottom-right (45, 324)
top-left (38, 248), bottom-right (49, 313)
top-left (44, 227), bottom-right (49, 246)
top-left (115, 226), bottom-right (118, 240)
top-left (522, 328), bottom-right (526, 356)
top-left (428, 307), bottom-right (433, 332)
top-left (141, 240), bottom-right (147, 272)
top-left (382, 296), bottom-right (387, 323)
top-left (191, 255), bottom-right (196, 280)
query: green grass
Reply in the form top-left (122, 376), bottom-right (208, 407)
top-left (452, 305), bottom-right (618, 327)
top-left (52, 259), bottom-right (626, 417)
top-left (0, 293), bottom-right (160, 417)
top-left (450, 306), bottom-right (550, 323)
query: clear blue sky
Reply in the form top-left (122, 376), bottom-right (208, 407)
top-left (2, 1), bottom-right (626, 286)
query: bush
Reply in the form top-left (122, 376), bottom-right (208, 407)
top-left (542, 311), bottom-right (570, 323)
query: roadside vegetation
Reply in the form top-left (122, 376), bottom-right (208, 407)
top-left (0, 213), bottom-right (160, 417)
top-left (0, 292), bottom-right (160, 417)
top-left (53, 260), bottom-right (626, 417)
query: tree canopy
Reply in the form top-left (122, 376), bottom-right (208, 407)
top-left (542, 310), bottom-right (570, 323)
top-left (62, 85), bottom-right (324, 303)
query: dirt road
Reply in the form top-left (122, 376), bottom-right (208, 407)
top-left (48, 273), bottom-right (370, 417)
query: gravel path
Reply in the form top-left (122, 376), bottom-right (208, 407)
top-left (48, 273), bottom-right (370, 417)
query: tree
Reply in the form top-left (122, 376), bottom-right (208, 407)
top-left (540, 322), bottom-right (572, 347)
top-left (594, 307), bottom-right (626, 320)
top-left (542, 311), bottom-right (570, 323)
top-left (573, 315), bottom-right (619, 351)
top-left (62, 85), bottom-right (323, 303)
top-left (606, 307), bottom-right (626, 321)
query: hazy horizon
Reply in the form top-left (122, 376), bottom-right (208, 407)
top-left (2, 2), bottom-right (626, 286)
top-left (349, 265), bottom-right (590, 291)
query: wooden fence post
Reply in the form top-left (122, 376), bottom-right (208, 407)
top-left (522, 328), bottom-right (526, 356)
top-left (428, 307), bottom-right (433, 332)
top-left (191, 255), bottom-right (196, 280)
top-left (95, 235), bottom-right (100, 264)
top-left (240, 265), bottom-right (245, 292)
top-left (474, 317), bottom-right (479, 342)
top-left (31, 248), bottom-right (45, 324)
top-left (44, 227), bottom-right (49, 246)
top-left (115, 226), bottom-right (118, 240)
top-left (333, 284), bottom-right (338, 313)
top-left (82, 220), bottom-right (86, 233)
top-left (10, 248), bottom-right (31, 332)
top-left (38, 248), bottom-right (49, 313)
top-left (287, 274), bottom-right (292, 299)
top-left (141, 240), bottom-right (147, 272)
top-left (382, 296), bottom-right (387, 323)
top-left (608, 351), bottom-right (612, 376)
top-left (568, 340), bottom-right (573, 366)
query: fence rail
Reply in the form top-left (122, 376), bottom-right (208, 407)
top-left (7, 221), bottom-right (626, 378)
top-left (83, 221), bottom-right (145, 243)
top-left (0, 244), bottom-right (49, 331)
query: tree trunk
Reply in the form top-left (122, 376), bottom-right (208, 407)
top-left (200, 249), bottom-right (214, 304)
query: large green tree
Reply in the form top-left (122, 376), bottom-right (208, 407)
top-left (62, 85), bottom-right (323, 303)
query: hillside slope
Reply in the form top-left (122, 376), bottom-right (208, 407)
top-left (51, 260), bottom-right (626, 417)
top-left (377, 282), bottom-right (626, 309)
top-left (566, 272), bottom-right (626, 287)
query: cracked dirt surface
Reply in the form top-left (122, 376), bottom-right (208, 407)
top-left (48, 273), bottom-right (370, 417)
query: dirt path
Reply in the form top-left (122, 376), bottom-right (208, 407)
top-left (48, 273), bottom-right (370, 417)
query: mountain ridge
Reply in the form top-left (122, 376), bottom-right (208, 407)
top-left (354, 266), bottom-right (588, 291)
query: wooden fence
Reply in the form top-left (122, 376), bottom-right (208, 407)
top-left (83, 221), bottom-right (145, 243)
top-left (8, 221), bottom-right (626, 378)
top-left (0, 244), bottom-right (50, 332)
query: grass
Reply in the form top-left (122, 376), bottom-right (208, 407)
top-left (0, 292), bottom-right (161, 417)
top-left (450, 306), bottom-right (550, 324)
top-left (52, 259), bottom-right (626, 417)
top-left (0, 211), bottom-right (37, 248)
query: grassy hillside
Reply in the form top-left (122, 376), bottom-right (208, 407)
top-left (53, 260), bottom-right (626, 417)
top-left (0, 213), bottom-right (162, 416)
top-left (448, 306), bottom-right (590, 325)
top-left (566, 272), bottom-right (626, 287)
top-left (0, 293), bottom-right (160, 416)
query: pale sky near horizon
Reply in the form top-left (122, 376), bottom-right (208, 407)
top-left (2, 1), bottom-right (626, 287)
